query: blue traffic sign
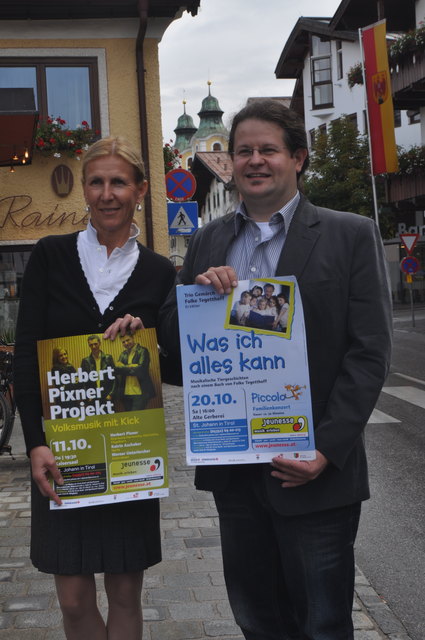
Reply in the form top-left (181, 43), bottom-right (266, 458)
top-left (400, 256), bottom-right (420, 274)
top-left (165, 169), bottom-right (197, 201)
top-left (168, 201), bottom-right (198, 235)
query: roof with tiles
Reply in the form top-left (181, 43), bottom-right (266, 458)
top-left (192, 151), bottom-right (233, 185)
top-left (191, 151), bottom-right (234, 210)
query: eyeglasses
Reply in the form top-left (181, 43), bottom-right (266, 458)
top-left (230, 146), bottom-right (288, 159)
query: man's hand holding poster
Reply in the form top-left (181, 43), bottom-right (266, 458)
top-left (37, 329), bottom-right (168, 510)
top-left (177, 276), bottom-right (315, 465)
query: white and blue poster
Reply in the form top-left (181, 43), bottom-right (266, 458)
top-left (177, 276), bottom-right (315, 465)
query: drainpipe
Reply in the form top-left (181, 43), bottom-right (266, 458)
top-left (136, 0), bottom-right (154, 250)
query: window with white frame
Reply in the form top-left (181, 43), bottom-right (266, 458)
top-left (311, 35), bottom-right (333, 109)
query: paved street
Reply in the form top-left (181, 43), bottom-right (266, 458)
top-left (355, 307), bottom-right (425, 640)
top-left (0, 380), bottom-right (415, 639)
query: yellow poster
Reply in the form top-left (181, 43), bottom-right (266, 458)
top-left (37, 329), bottom-right (168, 509)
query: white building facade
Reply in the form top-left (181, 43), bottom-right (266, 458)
top-left (275, 4), bottom-right (425, 304)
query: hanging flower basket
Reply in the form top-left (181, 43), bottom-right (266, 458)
top-left (347, 62), bottom-right (363, 88)
top-left (347, 23), bottom-right (425, 88)
top-left (388, 22), bottom-right (425, 64)
top-left (163, 141), bottom-right (182, 173)
top-left (34, 116), bottom-right (99, 159)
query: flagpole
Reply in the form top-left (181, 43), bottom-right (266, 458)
top-left (359, 27), bottom-right (380, 229)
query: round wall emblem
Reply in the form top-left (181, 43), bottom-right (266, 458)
top-left (51, 165), bottom-right (74, 198)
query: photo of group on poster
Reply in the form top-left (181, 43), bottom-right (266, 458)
top-left (228, 279), bottom-right (293, 335)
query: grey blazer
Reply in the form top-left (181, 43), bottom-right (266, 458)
top-left (159, 195), bottom-right (392, 515)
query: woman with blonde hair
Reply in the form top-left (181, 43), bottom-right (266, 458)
top-left (14, 136), bottom-right (177, 639)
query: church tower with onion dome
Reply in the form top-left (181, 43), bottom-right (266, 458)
top-left (168, 83), bottom-right (231, 268)
top-left (171, 82), bottom-right (228, 170)
top-left (190, 81), bottom-right (228, 154)
top-left (173, 100), bottom-right (198, 170)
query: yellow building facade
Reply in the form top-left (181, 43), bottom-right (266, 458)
top-left (0, 2), bottom-right (200, 333)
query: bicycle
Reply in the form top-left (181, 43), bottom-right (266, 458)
top-left (0, 341), bottom-right (16, 455)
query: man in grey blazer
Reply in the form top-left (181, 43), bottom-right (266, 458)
top-left (159, 99), bottom-right (392, 640)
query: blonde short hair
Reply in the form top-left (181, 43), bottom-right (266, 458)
top-left (81, 136), bottom-right (145, 184)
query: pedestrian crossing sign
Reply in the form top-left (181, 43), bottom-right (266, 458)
top-left (167, 201), bottom-right (198, 235)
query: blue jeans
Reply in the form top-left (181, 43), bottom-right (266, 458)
top-left (213, 466), bottom-right (361, 640)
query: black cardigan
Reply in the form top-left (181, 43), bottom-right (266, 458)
top-left (14, 232), bottom-right (179, 453)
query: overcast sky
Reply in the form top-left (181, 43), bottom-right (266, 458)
top-left (159, 0), bottom-right (342, 144)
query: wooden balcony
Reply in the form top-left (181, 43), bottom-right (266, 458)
top-left (391, 52), bottom-right (425, 110)
top-left (387, 171), bottom-right (425, 206)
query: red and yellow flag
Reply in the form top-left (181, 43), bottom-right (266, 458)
top-left (362, 20), bottom-right (398, 175)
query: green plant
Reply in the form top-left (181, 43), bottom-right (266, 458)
top-left (304, 116), bottom-right (396, 237)
top-left (347, 62), bottom-right (363, 88)
top-left (395, 145), bottom-right (425, 174)
top-left (347, 21), bottom-right (425, 88)
top-left (0, 327), bottom-right (15, 345)
top-left (388, 21), bottom-right (425, 63)
top-left (34, 116), bottom-right (99, 159)
top-left (163, 141), bottom-right (182, 173)
top-left (304, 116), bottom-right (372, 215)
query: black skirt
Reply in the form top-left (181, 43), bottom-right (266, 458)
top-left (30, 479), bottom-right (161, 575)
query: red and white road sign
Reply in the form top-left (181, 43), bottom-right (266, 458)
top-left (399, 233), bottom-right (419, 256)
